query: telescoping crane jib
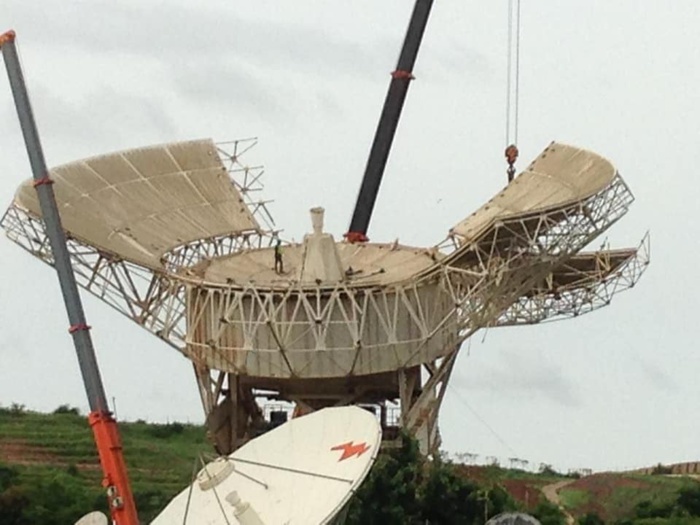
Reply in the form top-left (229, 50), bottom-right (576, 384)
top-left (0, 30), bottom-right (140, 525)
top-left (346, 0), bottom-right (435, 243)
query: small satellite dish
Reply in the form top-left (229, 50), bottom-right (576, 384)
top-left (152, 406), bottom-right (382, 524)
top-left (74, 511), bottom-right (108, 525)
top-left (486, 512), bottom-right (542, 525)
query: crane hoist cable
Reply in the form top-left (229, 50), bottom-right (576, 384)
top-left (504, 0), bottom-right (521, 183)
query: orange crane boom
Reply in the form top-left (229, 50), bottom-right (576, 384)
top-left (0, 29), bottom-right (139, 524)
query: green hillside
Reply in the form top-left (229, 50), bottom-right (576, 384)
top-left (1, 404), bottom-right (699, 525)
top-left (0, 404), bottom-right (211, 523)
top-left (457, 465), bottom-right (700, 525)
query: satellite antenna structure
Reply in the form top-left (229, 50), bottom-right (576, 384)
top-left (151, 406), bottom-right (381, 524)
top-left (74, 512), bottom-right (109, 525)
top-left (1, 1), bottom-right (649, 456)
top-left (486, 513), bottom-right (542, 525)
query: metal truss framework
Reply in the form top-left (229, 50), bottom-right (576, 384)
top-left (191, 353), bottom-right (459, 454)
top-left (497, 236), bottom-right (650, 326)
top-left (1, 150), bottom-right (649, 454)
top-left (216, 138), bottom-right (277, 234)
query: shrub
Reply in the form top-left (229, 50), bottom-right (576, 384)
top-left (9, 403), bottom-right (26, 417)
top-left (0, 465), bottom-right (20, 492)
top-left (346, 435), bottom-right (423, 524)
top-left (677, 484), bottom-right (700, 517)
top-left (148, 422), bottom-right (185, 439)
top-left (579, 512), bottom-right (605, 525)
top-left (633, 499), bottom-right (674, 519)
top-left (651, 464), bottom-right (673, 475)
top-left (532, 501), bottom-right (567, 525)
top-left (53, 405), bottom-right (80, 416)
top-left (0, 485), bottom-right (30, 524)
top-left (345, 436), bottom-right (515, 525)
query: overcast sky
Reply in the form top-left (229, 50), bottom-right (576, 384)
top-left (1, 1), bottom-right (698, 473)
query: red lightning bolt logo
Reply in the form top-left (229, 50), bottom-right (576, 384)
top-left (330, 441), bottom-right (371, 461)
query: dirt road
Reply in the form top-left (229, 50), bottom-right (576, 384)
top-left (541, 479), bottom-right (576, 525)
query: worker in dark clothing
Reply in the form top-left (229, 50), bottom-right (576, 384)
top-left (274, 239), bottom-right (284, 274)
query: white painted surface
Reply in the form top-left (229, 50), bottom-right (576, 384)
top-left (152, 406), bottom-right (381, 524)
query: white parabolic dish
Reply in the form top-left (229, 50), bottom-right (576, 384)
top-left (74, 511), bottom-right (108, 525)
top-left (152, 406), bottom-right (382, 524)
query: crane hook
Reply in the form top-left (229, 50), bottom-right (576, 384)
top-left (505, 144), bottom-right (518, 182)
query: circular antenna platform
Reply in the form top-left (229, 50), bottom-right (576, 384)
top-left (152, 406), bottom-right (382, 524)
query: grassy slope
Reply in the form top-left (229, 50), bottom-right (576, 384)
top-left (560, 473), bottom-right (700, 522)
top-left (1, 408), bottom-right (699, 523)
top-left (447, 464), bottom-right (700, 523)
top-left (455, 464), bottom-right (568, 510)
top-left (0, 408), bottom-right (211, 521)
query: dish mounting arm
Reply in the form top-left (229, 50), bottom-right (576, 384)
top-left (0, 30), bottom-right (139, 525)
top-left (346, 0), bottom-right (435, 242)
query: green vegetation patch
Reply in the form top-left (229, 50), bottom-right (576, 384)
top-left (559, 487), bottom-right (589, 510)
top-left (3, 405), bottom-right (700, 525)
top-left (0, 406), bottom-right (211, 523)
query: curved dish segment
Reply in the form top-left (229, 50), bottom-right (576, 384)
top-left (13, 139), bottom-right (261, 269)
top-left (152, 406), bottom-right (382, 524)
top-left (451, 142), bottom-right (618, 243)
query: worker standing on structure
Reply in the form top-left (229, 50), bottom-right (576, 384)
top-left (274, 238), bottom-right (284, 274)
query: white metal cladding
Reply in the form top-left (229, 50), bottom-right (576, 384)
top-left (185, 281), bottom-right (458, 378)
top-left (451, 142), bottom-right (617, 242)
top-left (151, 406), bottom-right (382, 524)
top-left (12, 138), bottom-right (262, 269)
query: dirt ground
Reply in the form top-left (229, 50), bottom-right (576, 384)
top-left (0, 438), bottom-right (99, 470)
